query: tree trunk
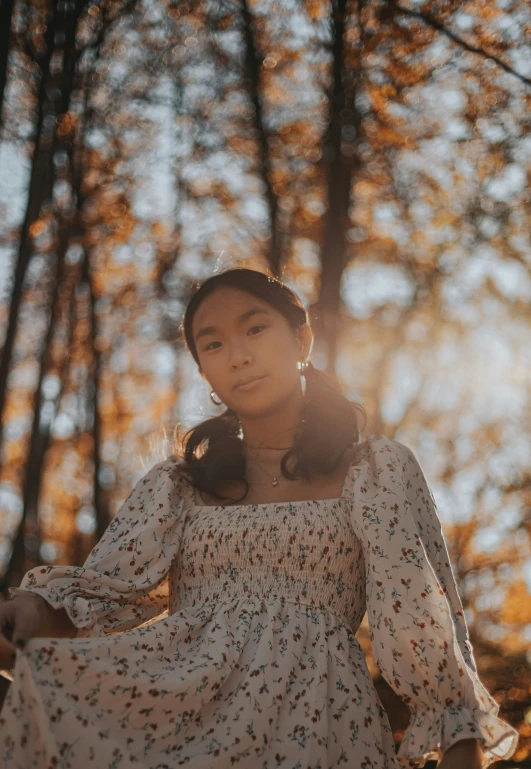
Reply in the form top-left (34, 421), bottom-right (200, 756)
top-left (312, 0), bottom-right (361, 374)
top-left (0, 75), bottom-right (90, 590)
top-left (82, 246), bottom-right (108, 540)
top-left (0, 0), bottom-right (85, 451)
top-left (0, 0), bottom-right (15, 127)
top-left (241, 0), bottom-right (282, 276)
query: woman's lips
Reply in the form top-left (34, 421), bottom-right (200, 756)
top-left (233, 375), bottom-right (268, 391)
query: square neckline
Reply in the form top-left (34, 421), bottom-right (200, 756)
top-left (190, 446), bottom-right (363, 510)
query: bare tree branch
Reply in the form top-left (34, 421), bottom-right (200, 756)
top-left (390, 0), bottom-right (531, 87)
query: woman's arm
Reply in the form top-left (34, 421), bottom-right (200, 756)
top-left (10, 593), bottom-right (78, 647)
top-left (438, 737), bottom-right (483, 769)
top-left (347, 434), bottom-right (519, 768)
top-left (8, 457), bottom-right (190, 639)
top-left (35, 599), bottom-right (78, 639)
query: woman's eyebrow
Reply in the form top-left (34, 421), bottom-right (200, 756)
top-left (194, 307), bottom-right (271, 342)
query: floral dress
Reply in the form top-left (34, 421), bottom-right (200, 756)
top-left (0, 434), bottom-right (518, 769)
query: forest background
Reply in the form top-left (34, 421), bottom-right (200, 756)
top-left (0, 0), bottom-right (530, 762)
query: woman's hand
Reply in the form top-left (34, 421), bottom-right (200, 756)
top-left (0, 624), bottom-right (17, 675)
top-left (0, 594), bottom-right (40, 672)
top-left (438, 737), bottom-right (484, 769)
top-left (0, 592), bottom-right (76, 673)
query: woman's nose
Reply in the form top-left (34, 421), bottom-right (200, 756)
top-left (229, 350), bottom-right (252, 368)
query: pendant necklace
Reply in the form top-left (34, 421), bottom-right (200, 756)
top-left (244, 430), bottom-right (298, 488)
top-left (248, 451), bottom-right (294, 487)
top-left (250, 458), bottom-right (281, 486)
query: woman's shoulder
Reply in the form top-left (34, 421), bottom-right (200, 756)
top-left (132, 453), bottom-right (193, 497)
top-left (364, 433), bottom-right (426, 474)
top-left (348, 433), bottom-right (420, 488)
top-left (158, 453), bottom-right (195, 493)
top-left (353, 432), bottom-right (412, 462)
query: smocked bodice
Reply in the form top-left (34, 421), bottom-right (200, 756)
top-left (168, 497), bottom-right (367, 633)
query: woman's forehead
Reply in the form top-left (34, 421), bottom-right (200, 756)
top-left (192, 288), bottom-right (273, 327)
top-left (191, 290), bottom-right (281, 343)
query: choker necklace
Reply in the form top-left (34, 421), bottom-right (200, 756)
top-left (244, 431), bottom-right (300, 485)
top-left (244, 443), bottom-right (295, 451)
top-left (243, 425), bottom-right (302, 453)
top-left (245, 445), bottom-right (293, 451)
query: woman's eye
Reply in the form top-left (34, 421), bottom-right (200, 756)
top-left (204, 326), bottom-right (265, 351)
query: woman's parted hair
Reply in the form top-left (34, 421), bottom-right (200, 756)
top-left (174, 268), bottom-right (367, 504)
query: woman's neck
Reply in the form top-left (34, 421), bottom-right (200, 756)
top-left (239, 396), bottom-right (304, 455)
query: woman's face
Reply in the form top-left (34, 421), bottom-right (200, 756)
top-left (191, 286), bottom-right (312, 417)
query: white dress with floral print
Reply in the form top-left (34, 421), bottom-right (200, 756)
top-left (0, 434), bottom-right (518, 768)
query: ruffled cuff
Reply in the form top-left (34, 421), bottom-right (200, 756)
top-left (8, 586), bottom-right (105, 638)
top-left (397, 704), bottom-right (519, 768)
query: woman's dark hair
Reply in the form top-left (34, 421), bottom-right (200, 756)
top-left (174, 268), bottom-right (367, 504)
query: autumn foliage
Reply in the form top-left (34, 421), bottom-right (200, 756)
top-left (0, 0), bottom-right (529, 760)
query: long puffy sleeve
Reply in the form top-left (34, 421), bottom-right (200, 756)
top-left (348, 434), bottom-right (519, 768)
top-left (8, 456), bottom-right (190, 639)
top-left (405, 443), bottom-right (477, 675)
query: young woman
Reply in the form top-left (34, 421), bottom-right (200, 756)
top-left (0, 268), bottom-right (518, 768)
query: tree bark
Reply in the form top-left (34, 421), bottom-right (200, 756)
top-left (0, 0), bottom-right (15, 127)
top-left (241, 0), bottom-right (282, 276)
top-left (0, 100), bottom-right (88, 592)
top-left (0, 0), bottom-right (87, 451)
top-left (312, 0), bottom-right (362, 375)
